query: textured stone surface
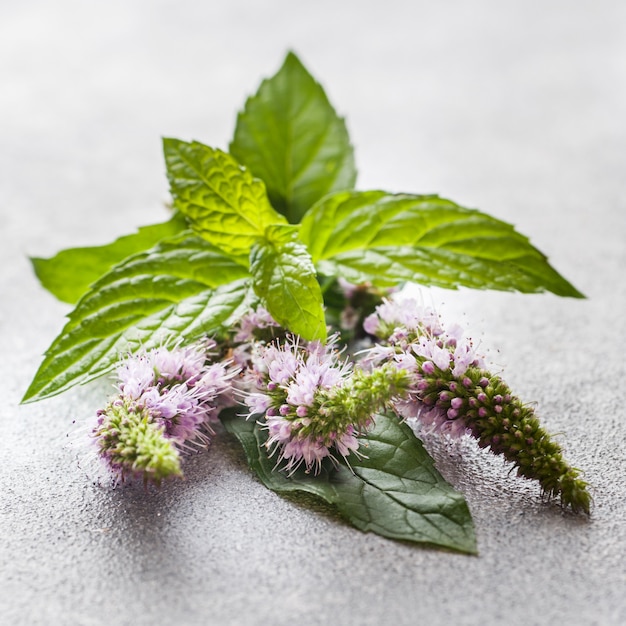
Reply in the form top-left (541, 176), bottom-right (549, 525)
top-left (2, 1), bottom-right (625, 624)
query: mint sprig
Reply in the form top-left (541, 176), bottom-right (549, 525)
top-left (23, 52), bottom-right (588, 548)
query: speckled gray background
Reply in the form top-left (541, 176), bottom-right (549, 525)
top-left (2, 1), bottom-right (625, 625)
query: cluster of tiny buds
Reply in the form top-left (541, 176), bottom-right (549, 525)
top-left (404, 353), bottom-right (591, 514)
top-left (363, 297), bottom-right (590, 514)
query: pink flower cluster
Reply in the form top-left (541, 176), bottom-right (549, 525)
top-left (364, 298), bottom-right (485, 438)
top-left (92, 340), bottom-right (237, 484)
top-left (113, 341), bottom-right (234, 447)
top-left (245, 336), bottom-right (359, 474)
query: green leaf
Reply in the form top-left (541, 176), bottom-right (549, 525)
top-left (22, 235), bottom-right (254, 403)
top-left (222, 410), bottom-right (477, 554)
top-left (300, 191), bottom-right (584, 297)
top-left (30, 212), bottom-right (188, 304)
top-left (230, 51), bottom-right (357, 224)
top-left (164, 138), bottom-right (286, 255)
top-left (250, 224), bottom-right (326, 341)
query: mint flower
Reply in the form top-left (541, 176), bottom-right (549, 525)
top-left (229, 306), bottom-right (286, 372)
top-left (365, 298), bottom-right (591, 514)
top-left (92, 340), bottom-right (235, 484)
top-left (363, 297), bottom-right (444, 345)
top-left (93, 399), bottom-right (182, 486)
top-left (234, 306), bottom-right (281, 343)
top-left (245, 336), bottom-right (410, 474)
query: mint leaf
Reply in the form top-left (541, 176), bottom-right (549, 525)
top-left (164, 139), bottom-right (286, 255)
top-left (300, 191), bottom-right (583, 297)
top-left (250, 224), bottom-right (326, 341)
top-left (230, 52), bottom-right (356, 224)
top-left (222, 411), bottom-right (477, 554)
top-left (333, 415), bottom-right (477, 552)
top-left (23, 235), bottom-right (253, 403)
top-left (31, 212), bottom-right (187, 304)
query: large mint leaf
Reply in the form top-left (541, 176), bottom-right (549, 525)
top-left (222, 410), bottom-right (477, 554)
top-left (332, 415), bottom-right (476, 551)
top-left (164, 139), bottom-right (286, 255)
top-left (250, 224), bottom-right (326, 341)
top-left (230, 52), bottom-right (356, 224)
top-left (23, 235), bottom-right (253, 403)
top-left (300, 191), bottom-right (583, 297)
top-left (30, 212), bottom-right (188, 304)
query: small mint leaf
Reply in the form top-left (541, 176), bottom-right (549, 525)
top-left (300, 191), bottom-right (583, 298)
top-left (221, 411), bottom-right (477, 554)
top-left (30, 212), bottom-right (188, 304)
top-left (163, 138), bottom-right (286, 255)
top-left (22, 235), bottom-right (253, 403)
top-left (250, 224), bottom-right (326, 341)
top-left (230, 51), bottom-right (356, 224)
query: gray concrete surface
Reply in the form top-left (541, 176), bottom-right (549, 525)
top-left (2, 1), bottom-right (625, 624)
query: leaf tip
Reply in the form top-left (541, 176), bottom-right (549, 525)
top-left (567, 285), bottom-right (586, 299)
top-left (162, 136), bottom-right (185, 155)
top-left (29, 254), bottom-right (45, 277)
top-left (20, 381), bottom-right (42, 405)
top-left (283, 49), bottom-right (304, 68)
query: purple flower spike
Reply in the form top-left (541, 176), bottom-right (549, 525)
top-left (363, 296), bottom-right (591, 514)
